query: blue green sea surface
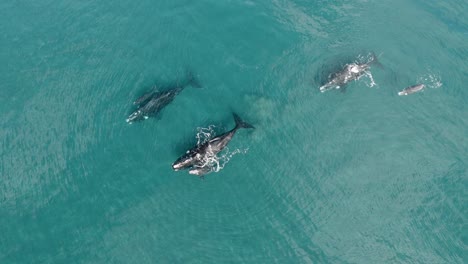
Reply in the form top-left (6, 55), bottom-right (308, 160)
top-left (1, 0), bottom-right (467, 263)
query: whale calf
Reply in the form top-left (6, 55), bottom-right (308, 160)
top-left (126, 73), bottom-right (201, 124)
top-left (188, 166), bottom-right (213, 176)
top-left (172, 113), bottom-right (254, 175)
top-left (133, 90), bottom-right (157, 106)
top-left (320, 53), bottom-right (382, 93)
top-left (398, 84), bottom-right (424, 96)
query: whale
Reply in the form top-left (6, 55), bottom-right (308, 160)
top-left (398, 84), bottom-right (424, 96)
top-left (126, 73), bottom-right (201, 124)
top-left (188, 166), bottom-right (213, 176)
top-left (172, 113), bottom-right (254, 174)
top-left (319, 53), bottom-right (382, 93)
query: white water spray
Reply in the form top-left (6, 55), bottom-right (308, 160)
top-left (192, 126), bottom-right (249, 175)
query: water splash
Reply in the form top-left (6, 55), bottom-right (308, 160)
top-left (363, 70), bottom-right (377, 88)
top-left (357, 52), bottom-right (378, 88)
top-left (192, 126), bottom-right (249, 176)
top-left (195, 125), bottom-right (217, 145)
top-left (215, 147), bottom-right (249, 172)
top-left (417, 71), bottom-right (443, 89)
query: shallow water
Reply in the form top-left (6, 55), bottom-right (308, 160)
top-left (1, 0), bottom-right (467, 263)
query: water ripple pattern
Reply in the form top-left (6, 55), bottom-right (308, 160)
top-left (0, 0), bottom-right (466, 263)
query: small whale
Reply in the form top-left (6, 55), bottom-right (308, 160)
top-left (133, 90), bottom-right (157, 106)
top-left (398, 84), bottom-right (424, 96)
top-left (172, 113), bottom-right (254, 175)
top-left (188, 166), bottom-right (212, 176)
top-left (319, 53), bottom-right (382, 93)
top-left (126, 73), bottom-right (201, 124)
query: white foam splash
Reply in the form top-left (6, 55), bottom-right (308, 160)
top-left (195, 125), bottom-right (216, 145)
top-left (417, 72), bottom-right (442, 89)
top-left (358, 52), bottom-right (378, 88)
top-left (193, 126), bottom-right (249, 175)
top-left (211, 147), bottom-right (249, 173)
top-left (345, 67), bottom-right (377, 88)
top-left (363, 70), bottom-right (377, 88)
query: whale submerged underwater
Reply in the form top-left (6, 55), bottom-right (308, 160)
top-left (126, 73), bottom-right (201, 124)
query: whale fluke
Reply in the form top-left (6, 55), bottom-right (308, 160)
top-left (233, 113), bottom-right (255, 129)
top-left (186, 71), bottom-right (202, 89)
top-left (369, 52), bottom-right (384, 69)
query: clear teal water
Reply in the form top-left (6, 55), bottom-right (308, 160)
top-left (1, 0), bottom-right (467, 263)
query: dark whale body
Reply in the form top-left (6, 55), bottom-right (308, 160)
top-left (172, 114), bottom-right (254, 176)
top-left (126, 74), bottom-right (201, 124)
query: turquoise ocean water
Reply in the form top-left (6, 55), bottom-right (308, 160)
top-left (1, 0), bottom-right (467, 263)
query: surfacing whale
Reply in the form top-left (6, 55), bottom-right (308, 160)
top-left (319, 53), bottom-right (382, 93)
top-left (398, 84), bottom-right (424, 96)
top-left (172, 113), bottom-right (254, 176)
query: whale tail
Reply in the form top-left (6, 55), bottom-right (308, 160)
top-left (369, 52), bottom-right (384, 69)
top-left (186, 70), bottom-right (202, 88)
top-left (233, 113), bottom-right (254, 129)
